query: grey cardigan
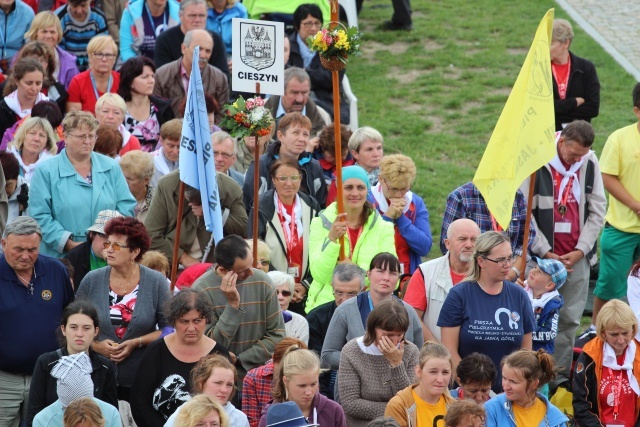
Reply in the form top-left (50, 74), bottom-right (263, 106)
top-left (76, 265), bottom-right (171, 387)
top-left (321, 294), bottom-right (424, 370)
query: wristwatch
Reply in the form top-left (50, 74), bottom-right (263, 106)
top-left (510, 266), bottom-right (521, 278)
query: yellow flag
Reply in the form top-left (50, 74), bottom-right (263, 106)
top-left (473, 9), bottom-right (556, 229)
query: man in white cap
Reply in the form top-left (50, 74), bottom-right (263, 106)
top-left (32, 353), bottom-right (120, 426)
top-left (64, 210), bottom-right (124, 287)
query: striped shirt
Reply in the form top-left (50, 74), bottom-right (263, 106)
top-left (56, 6), bottom-right (107, 71)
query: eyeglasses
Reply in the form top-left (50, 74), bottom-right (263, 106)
top-left (274, 175), bottom-right (302, 182)
top-left (483, 255), bottom-right (515, 266)
top-left (301, 21), bottom-right (322, 28)
top-left (92, 52), bottom-right (116, 60)
top-left (383, 179), bottom-right (410, 194)
top-left (258, 259), bottom-right (270, 266)
top-left (103, 241), bottom-right (130, 251)
top-left (277, 289), bottom-right (292, 297)
top-left (333, 290), bottom-right (359, 298)
top-left (213, 151), bottom-right (234, 159)
top-left (67, 133), bottom-right (97, 142)
top-left (186, 13), bottom-right (207, 20)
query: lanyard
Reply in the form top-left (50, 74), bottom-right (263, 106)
top-left (348, 226), bottom-right (363, 259)
top-left (608, 367), bottom-right (624, 420)
top-left (490, 215), bottom-right (503, 232)
top-left (551, 59), bottom-right (571, 99)
top-left (89, 71), bottom-right (112, 102)
top-left (144, 1), bottom-right (167, 36)
top-left (277, 198), bottom-right (299, 262)
top-left (553, 169), bottom-right (574, 217)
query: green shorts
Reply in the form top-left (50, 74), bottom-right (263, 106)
top-left (594, 225), bottom-right (640, 300)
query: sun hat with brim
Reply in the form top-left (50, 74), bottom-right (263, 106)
top-left (266, 402), bottom-right (319, 427)
top-left (87, 210), bottom-right (124, 234)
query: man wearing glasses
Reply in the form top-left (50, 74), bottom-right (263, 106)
top-left (212, 131), bottom-right (244, 187)
top-left (307, 263), bottom-right (364, 399)
top-left (154, 0), bottom-right (229, 77)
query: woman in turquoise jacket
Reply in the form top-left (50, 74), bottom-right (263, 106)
top-left (306, 165), bottom-right (395, 312)
top-left (484, 349), bottom-right (568, 427)
top-left (119, 0), bottom-right (181, 61)
top-left (29, 111), bottom-right (136, 258)
top-left (206, 0), bottom-right (247, 56)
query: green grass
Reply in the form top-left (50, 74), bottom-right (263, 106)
top-left (344, 0), bottom-right (637, 259)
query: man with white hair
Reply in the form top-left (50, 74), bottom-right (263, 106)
top-left (0, 217), bottom-right (74, 427)
top-left (154, 28), bottom-right (228, 119)
top-left (212, 131), bottom-right (244, 187)
top-left (404, 218), bottom-right (481, 342)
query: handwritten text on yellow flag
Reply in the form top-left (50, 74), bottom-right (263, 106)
top-left (473, 9), bottom-right (556, 230)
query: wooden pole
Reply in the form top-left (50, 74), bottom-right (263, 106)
top-left (519, 172), bottom-right (536, 282)
top-left (252, 82), bottom-right (261, 268)
top-left (330, 0), bottom-right (346, 260)
top-left (170, 181), bottom-right (186, 292)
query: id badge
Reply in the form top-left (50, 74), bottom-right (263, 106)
top-left (287, 265), bottom-right (300, 278)
top-left (554, 222), bottom-right (572, 234)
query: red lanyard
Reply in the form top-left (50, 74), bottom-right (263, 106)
top-left (553, 170), bottom-right (574, 216)
top-left (608, 367), bottom-right (624, 420)
top-left (490, 215), bottom-right (503, 232)
top-left (277, 198), bottom-right (299, 261)
top-left (348, 226), bottom-right (363, 259)
top-left (551, 59), bottom-right (571, 99)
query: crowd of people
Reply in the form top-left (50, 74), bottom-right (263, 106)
top-left (0, 0), bottom-right (639, 426)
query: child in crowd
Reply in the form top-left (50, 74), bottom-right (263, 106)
top-left (525, 257), bottom-right (567, 353)
top-left (444, 400), bottom-right (485, 427)
top-left (385, 342), bottom-right (455, 427)
top-left (450, 352), bottom-right (497, 404)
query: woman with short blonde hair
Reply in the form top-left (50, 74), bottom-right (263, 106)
top-left (63, 397), bottom-right (106, 427)
top-left (8, 117), bottom-right (57, 183)
top-left (24, 11), bottom-right (79, 89)
top-left (66, 35), bottom-right (120, 114)
top-left (95, 93), bottom-right (142, 156)
top-left (173, 395), bottom-right (230, 427)
top-left (120, 150), bottom-right (156, 222)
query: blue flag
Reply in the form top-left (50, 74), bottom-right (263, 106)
top-left (179, 46), bottom-right (224, 244)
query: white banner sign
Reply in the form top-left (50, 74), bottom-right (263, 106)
top-left (232, 18), bottom-right (285, 96)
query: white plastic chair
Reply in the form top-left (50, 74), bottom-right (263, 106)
top-left (338, 0), bottom-right (359, 28)
top-left (342, 74), bottom-right (358, 129)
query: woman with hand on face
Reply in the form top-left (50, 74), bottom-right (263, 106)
top-left (23, 11), bottom-right (79, 89)
top-left (7, 117), bottom-right (57, 183)
top-left (257, 348), bottom-right (346, 427)
top-left (306, 165), bottom-right (396, 312)
top-left (438, 231), bottom-right (535, 392)
top-left (268, 271), bottom-right (309, 344)
top-left (131, 288), bottom-right (230, 426)
top-left (0, 58), bottom-right (48, 139)
top-left (75, 216), bottom-right (170, 402)
top-left (485, 349), bottom-right (568, 427)
top-left (165, 355), bottom-right (249, 427)
top-left (338, 299), bottom-right (420, 427)
top-left (572, 299), bottom-right (640, 427)
top-left (66, 35), bottom-right (120, 115)
top-left (248, 159), bottom-right (321, 312)
top-left (118, 56), bottom-right (174, 152)
top-left (385, 342), bottom-right (456, 427)
top-left (27, 301), bottom-right (118, 426)
top-left (321, 252), bottom-right (424, 371)
top-left (29, 111), bottom-right (136, 258)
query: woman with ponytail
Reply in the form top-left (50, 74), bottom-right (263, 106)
top-left (384, 341), bottom-right (456, 427)
top-left (573, 299), bottom-right (640, 427)
top-left (257, 348), bottom-right (346, 427)
top-left (484, 349), bottom-right (568, 427)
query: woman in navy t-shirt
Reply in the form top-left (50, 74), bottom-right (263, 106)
top-left (438, 231), bottom-right (535, 392)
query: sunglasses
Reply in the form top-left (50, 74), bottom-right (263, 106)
top-left (277, 289), bottom-right (292, 297)
top-left (103, 241), bottom-right (129, 251)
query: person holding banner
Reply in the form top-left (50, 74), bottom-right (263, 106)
top-left (247, 158), bottom-right (321, 310)
top-left (520, 120), bottom-right (606, 389)
top-left (144, 170), bottom-right (247, 267)
top-left (305, 165), bottom-right (395, 312)
top-left (440, 181), bottom-right (534, 284)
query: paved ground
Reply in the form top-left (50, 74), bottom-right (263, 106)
top-left (557, 0), bottom-right (640, 80)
